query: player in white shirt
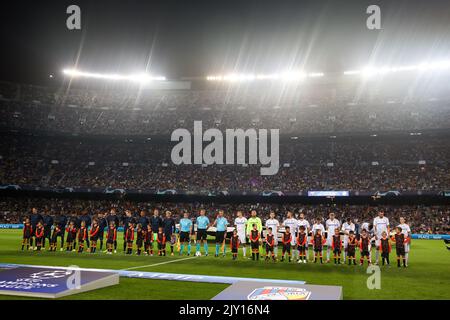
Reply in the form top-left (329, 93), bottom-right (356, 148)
top-left (360, 222), bottom-right (370, 233)
top-left (325, 212), bottom-right (341, 263)
top-left (341, 217), bottom-right (355, 263)
top-left (282, 211), bottom-right (299, 260)
top-left (312, 218), bottom-right (325, 236)
top-left (373, 211), bottom-right (390, 265)
top-left (265, 211), bottom-right (280, 257)
top-left (397, 217), bottom-right (411, 266)
top-left (297, 212), bottom-right (311, 261)
top-left (234, 211), bottom-right (248, 257)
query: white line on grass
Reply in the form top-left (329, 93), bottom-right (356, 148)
top-left (123, 256), bottom-right (197, 270)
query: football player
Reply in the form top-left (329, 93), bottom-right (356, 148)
top-left (264, 227), bottom-right (276, 262)
top-left (397, 217), bottom-right (411, 267)
top-left (391, 227), bottom-right (407, 268)
top-left (265, 211), bottom-right (280, 258)
top-left (341, 217), bottom-right (355, 263)
top-left (281, 226), bottom-right (292, 262)
top-left (234, 211), bottom-right (248, 257)
top-left (282, 211), bottom-right (298, 261)
top-left (325, 212), bottom-right (341, 263)
top-left (373, 210), bottom-right (390, 265)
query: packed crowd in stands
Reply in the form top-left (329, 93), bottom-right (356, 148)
top-left (0, 197), bottom-right (448, 234)
top-left (0, 135), bottom-right (449, 192)
top-left (0, 80), bottom-right (449, 235)
top-left (1, 80), bottom-right (450, 136)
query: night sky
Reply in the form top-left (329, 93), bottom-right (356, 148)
top-left (0, 0), bottom-right (449, 84)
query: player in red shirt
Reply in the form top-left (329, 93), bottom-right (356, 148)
top-left (311, 229), bottom-right (326, 263)
top-left (136, 224), bottom-right (145, 255)
top-left (391, 227), bottom-right (407, 268)
top-left (157, 226), bottom-right (166, 256)
top-left (77, 221), bottom-right (88, 253)
top-left (35, 221), bottom-right (44, 251)
top-left (359, 229), bottom-right (372, 266)
top-left (281, 226), bottom-right (292, 262)
top-left (264, 227), bottom-right (276, 262)
top-left (89, 219), bottom-right (100, 253)
top-left (106, 221), bottom-right (117, 254)
top-left (22, 218), bottom-right (33, 251)
top-left (347, 231), bottom-right (358, 265)
top-left (125, 222), bottom-right (135, 255)
top-left (66, 221), bottom-right (77, 252)
top-left (249, 224), bottom-right (260, 261)
top-left (144, 224), bottom-right (153, 256)
top-left (331, 228), bottom-right (342, 264)
top-left (379, 231), bottom-right (391, 266)
top-left (296, 226), bottom-right (308, 264)
top-left (230, 229), bottom-right (240, 260)
top-left (49, 224), bottom-right (61, 252)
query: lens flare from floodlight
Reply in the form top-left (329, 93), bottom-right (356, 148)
top-left (62, 69), bottom-right (165, 82)
top-left (343, 70), bottom-right (361, 75)
top-left (207, 71), bottom-right (323, 82)
top-left (256, 74), bottom-right (279, 80)
top-left (280, 71), bottom-right (307, 81)
top-left (224, 73), bottom-right (256, 82)
top-left (343, 60), bottom-right (450, 76)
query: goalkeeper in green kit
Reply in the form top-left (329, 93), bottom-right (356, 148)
top-left (246, 210), bottom-right (263, 258)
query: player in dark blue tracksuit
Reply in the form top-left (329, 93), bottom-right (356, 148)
top-left (97, 212), bottom-right (108, 250)
top-left (42, 213), bottom-right (54, 248)
top-left (150, 209), bottom-right (162, 234)
top-left (69, 214), bottom-right (81, 249)
top-left (138, 211), bottom-right (149, 230)
top-left (149, 209), bottom-right (163, 252)
top-left (121, 210), bottom-right (136, 252)
top-left (29, 208), bottom-right (43, 248)
top-left (54, 214), bottom-right (67, 249)
top-left (163, 212), bottom-right (176, 237)
top-left (106, 209), bottom-right (120, 252)
top-left (163, 211), bottom-right (176, 255)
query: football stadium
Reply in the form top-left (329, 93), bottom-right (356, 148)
top-left (0, 0), bottom-right (449, 305)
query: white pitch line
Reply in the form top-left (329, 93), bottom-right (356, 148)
top-left (123, 256), bottom-right (197, 270)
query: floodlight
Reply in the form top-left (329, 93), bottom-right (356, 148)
top-left (62, 69), bottom-right (165, 82)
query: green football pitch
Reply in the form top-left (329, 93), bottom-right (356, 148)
top-left (0, 229), bottom-right (449, 300)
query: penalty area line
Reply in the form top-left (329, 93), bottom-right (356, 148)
top-left (123, 256), bottom-right (197, 270)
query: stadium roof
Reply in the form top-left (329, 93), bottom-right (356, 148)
top-left (1, 0), bottom-right (450, 85)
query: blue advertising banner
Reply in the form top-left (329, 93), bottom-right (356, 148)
top-left (411, 234), bottom-right (450, 240)
top-left (0, 224), bottom-right (23, 229)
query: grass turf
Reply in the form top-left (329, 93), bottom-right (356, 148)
top-left (0, 229), bottom-right (449, 300)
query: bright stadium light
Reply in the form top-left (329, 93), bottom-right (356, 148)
top-left (343, 60), bottom-right (450, 76)
top-left (223, 73), bottom-right (256, 82)
top-left (279, 71), bottom-right (307, 81)
top-left (343, 70), bottom-right (361, 75)
top-left (308, 72), bottom-right (324, 77)
top-left (206, 74), bottom-right (256, 81)
top-left (256, 74), bottom-right (279, 80)
top-left (206, 71), bottom-right (322, 82)
top-left (62, 69), bottom-right (166, 82)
